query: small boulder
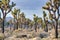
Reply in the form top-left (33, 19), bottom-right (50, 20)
top-left (16, 34), bottom-right (27, 38)
top-left (29, 37), bottom-right (41, 40)
top-left (39, 32), bottom-right (49, 38)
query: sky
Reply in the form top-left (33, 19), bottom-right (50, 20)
top-left (6, 0), bottom-right (48, 20)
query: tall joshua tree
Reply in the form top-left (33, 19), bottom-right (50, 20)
top-left (0, 0), bottom-right (15, 33)
top-left (43, 11), bottom-right (48, 32)
top-left (42, 0), bottom-right (60, 38)
top-left (20, 12), bottom-right (25, 29)
top-left (12, 8), bottom-right (20, 30)
top-left (33, 14), bottom-right (38, 32)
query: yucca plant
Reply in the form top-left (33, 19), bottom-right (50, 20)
top-left (19, 12), bottom-right (25, 29)
top-left (29, 21), bottom-right (34, 29)
top-left (43, 11), bottom-right (49, 32)
top-left (37, 17), bottom-right (43, 29)
top-left (0, 0), bottom-right (15, 33)
top-left (33, 14), bottom-right (38, 32)
top-left (11, 8), bottom-right (20, 30)
top-left (42, 0), bottom-right (60, 38)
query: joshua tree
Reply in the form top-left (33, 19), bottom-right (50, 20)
top-left (19, 12), bottom-right (25, 29)
top-left (33, 14), bottom-right (38, 32)
top-left (43, 11), bottom-right (49, 32)
top-left (12, 8), bottom-right (20, 30)
top-left (37, 17), bottom-right (43, 29)
top-left (8, 20), bottom-right (12, 30)
top-left (0, 0), bottom-right (15, 33)
top-left (42, 0), bottom-right (60, 38)
top-left (25, 18), bottom-right (31, 29)
top-left (29, 21), bottom-right (34, 29)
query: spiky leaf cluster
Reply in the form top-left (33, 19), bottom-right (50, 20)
top-left (12, 8), bottom-right (20, 19)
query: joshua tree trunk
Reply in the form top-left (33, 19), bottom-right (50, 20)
top-left (10, 24), bottom-right (11, 31)
top-left (55, 5), bottom-right (59, 38)
top-left (16, 21), bottom-right (18, 29)
top-left (2, 19), bottom-right (4, 33)
top-left (45, 22), bottom-right (48, 32)
top-left (35, 22), bottom-right (37, 32)
top-left (14, 19), bottom-right (15, 30)
top-left (20, 23), bottom-right (22, 29)
top-left (2, 15), bottom-right (6, 33)
top-left (55, 19), bottom-right (58, 38)
top-left (44, 17), bottom-right (48, 32)
top-left (55, 6), bottom-right (59, 38)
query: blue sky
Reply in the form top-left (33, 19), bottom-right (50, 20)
top-left (6, 0), bottom-right (48, 20)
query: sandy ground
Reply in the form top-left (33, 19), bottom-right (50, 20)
top-left (0, 27), bottom-right (60, 40)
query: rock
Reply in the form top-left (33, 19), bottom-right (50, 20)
top-left (29, 37), bottom-right (41, 40)
top-left (39, 32), bottom-right (49, 38)
top-left (16, 34), bottom-right (27, 38)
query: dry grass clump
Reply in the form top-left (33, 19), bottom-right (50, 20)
top-left (0, 33), bottom-right (5, 40)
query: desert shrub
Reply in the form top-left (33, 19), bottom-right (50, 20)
top-left (0, 33), bottom-right (5, 40)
